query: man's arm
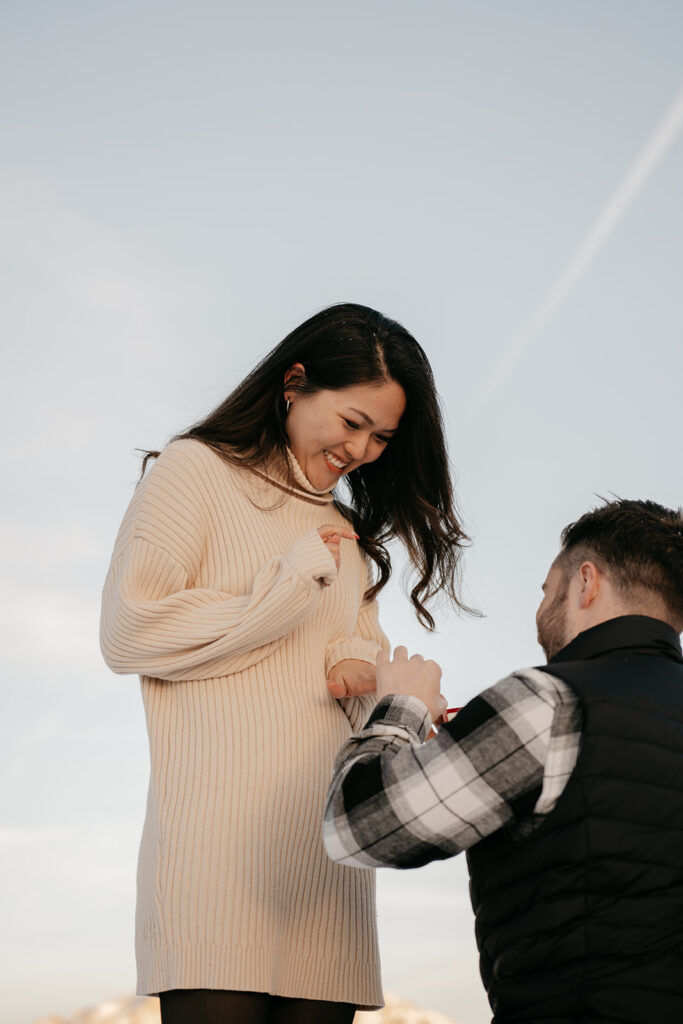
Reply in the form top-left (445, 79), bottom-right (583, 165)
top-left (323, 666), bottom-right (579, 870)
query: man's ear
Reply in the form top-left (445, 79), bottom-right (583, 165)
top-left (577, 561), bottom-right (602, 609)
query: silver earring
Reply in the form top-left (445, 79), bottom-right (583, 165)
top-left (285, 398), bottom-right (291, 413)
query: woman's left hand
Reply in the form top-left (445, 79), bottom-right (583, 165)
top-left (327, 659), bottom-right (377, 699)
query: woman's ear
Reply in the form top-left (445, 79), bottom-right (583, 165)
top-left (283, 362), bottom-right (306, 387)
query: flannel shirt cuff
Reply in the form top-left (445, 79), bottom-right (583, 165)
top-left (366, 694), bottom-right (431, 741)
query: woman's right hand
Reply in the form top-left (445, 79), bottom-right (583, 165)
top-left (317, 525), bottom-right (359, 572)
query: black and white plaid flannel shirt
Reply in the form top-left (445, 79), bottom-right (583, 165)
top-left (323, 667), bottom-right (583, 869)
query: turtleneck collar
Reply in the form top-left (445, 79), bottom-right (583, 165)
top-left (550, 615), bottom-right (683, 665)
top-left (248, 448), bottom-right (336, 506)
top-left (286, 448), bottom-right (336, 500)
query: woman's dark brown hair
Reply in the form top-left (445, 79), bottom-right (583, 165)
top-left (142, 302), bottom-right (470, 629)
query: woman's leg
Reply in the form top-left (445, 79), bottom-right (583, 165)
top-left (269, 996), bottom-right (356, 1024)
top-left (159, 989), bottom-right (271, 1024)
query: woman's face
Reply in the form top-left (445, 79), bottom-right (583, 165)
top-left (284, 373), bottom-right (406, 490)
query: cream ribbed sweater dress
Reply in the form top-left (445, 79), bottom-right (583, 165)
top-left (100, 439), bottom-right (387, 1008)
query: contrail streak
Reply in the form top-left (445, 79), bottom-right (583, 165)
top-left (472, 83), bottom-right (683, 409)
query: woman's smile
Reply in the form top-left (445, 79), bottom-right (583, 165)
top-left (322, 449), bottom-right (349, 474)
top-left (284, 379), bottom-right (406, 490)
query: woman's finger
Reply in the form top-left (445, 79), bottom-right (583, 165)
top-left (318, 525), bottom-right (359, 542)
top-left (327, 677), bottom-right (348, 699)
top-left (327, 530), bottom-right (359, 543)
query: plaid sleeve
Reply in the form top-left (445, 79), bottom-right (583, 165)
top-left (322, 668), bottom-right (581, 869)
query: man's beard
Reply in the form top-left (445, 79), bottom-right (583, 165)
top-left (537, 579), bottom-right (570, 660)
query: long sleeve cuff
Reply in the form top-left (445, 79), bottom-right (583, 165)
top-left (325, 636), bottom-right (381, 676)
top-left (365, 695), bottom-right (432, 741)
top-left (284, 529), bottom-right (338, 587)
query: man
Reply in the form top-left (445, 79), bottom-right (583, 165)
top-left (323, 499), bottom-right (683, 1022)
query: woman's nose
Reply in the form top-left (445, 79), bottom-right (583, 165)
top-left (346, 434), bottom-right (369, 462)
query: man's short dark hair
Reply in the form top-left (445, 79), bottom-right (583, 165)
top-left (557, 498), bottom-right (683, 627)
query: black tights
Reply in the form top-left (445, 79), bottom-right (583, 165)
top-left (159, 989), bottom-right (357, 1024)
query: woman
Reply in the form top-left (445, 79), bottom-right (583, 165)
top-left (100, 303), bottom-right (468, 1024)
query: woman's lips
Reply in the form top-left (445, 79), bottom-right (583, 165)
top-left (323, 450), bottom-right (348, 474)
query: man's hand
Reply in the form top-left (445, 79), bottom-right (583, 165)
top-left (327, 659), bottom-right (376, 699)
top-left (376, 646), bottom-right (446, 724)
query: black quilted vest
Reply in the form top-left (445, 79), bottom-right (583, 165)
top-left (467, 616), bottom-right (683, 1023)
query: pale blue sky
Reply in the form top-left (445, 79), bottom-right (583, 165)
top-left (1, 3), bottom-right (682, 1023)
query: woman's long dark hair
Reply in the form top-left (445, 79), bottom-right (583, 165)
top-left (142, 302), bottom-right (471, 628)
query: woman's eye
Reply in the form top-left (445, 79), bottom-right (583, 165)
top-left (342, 417), bottom-right (391, 444)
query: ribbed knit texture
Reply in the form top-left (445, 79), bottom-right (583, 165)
top-left (100, 439), bottom-right (387, 1008)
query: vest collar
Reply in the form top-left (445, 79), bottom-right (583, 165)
top-left (550, 615), bottom-right (683, 665)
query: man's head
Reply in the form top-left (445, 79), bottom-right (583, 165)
top-left (537, 499), bottom-right (683, 660)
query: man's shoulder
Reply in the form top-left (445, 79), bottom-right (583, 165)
top-left (485, 666), bottom-right (576, 706)
top-left (444, 669), bottom-right (576, 742)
